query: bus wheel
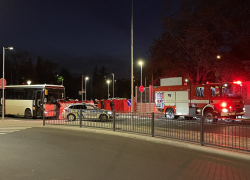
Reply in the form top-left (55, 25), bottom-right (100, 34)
top-left (204, 110), bottom-right (217, 123)
top-left (67, 114), bottom-right (76, 121)
top-left (165, 109), bottom-right (174, 120)
top-left (100, 114), bottom-right (108, 122)
top-left (25, 109), bottom-right (32, 119)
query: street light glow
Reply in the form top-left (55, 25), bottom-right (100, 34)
top-left (85, 77), bottom-right (89, 80)
top-left (27, 80), bottom-right (31, 85)
top-left (217, 55), bottom-right (221, 59)
top-left (139, 61), bottom-right (143, 65)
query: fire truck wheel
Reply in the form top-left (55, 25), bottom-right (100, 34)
top-left (165, 109), bottom-right (174, 120)
top-left (204, 110), bottom-right (216, 123)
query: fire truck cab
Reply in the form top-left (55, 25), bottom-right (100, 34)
top-left (154, 77), bottom-right (245, 122)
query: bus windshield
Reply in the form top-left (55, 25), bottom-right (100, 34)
top-left (222, 85), bottom-right (242, 98)
top-left (45, 88), bottom-right (64, 104)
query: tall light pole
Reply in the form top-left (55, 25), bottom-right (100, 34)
top-left (2, 47), bottom-right (13, 121)
top-left (82, 75), bottom-right (83, 101)
top-left (111, 73), bottom-right (114, 99)
top-left (131, 0), bottom-right (134, 113)
top-left (139, 61), bottom-right (143, 112)
top-left (145, 77), bottom-right (148, 103)
top-left (107, 80), bottom-right (110, 99)
top-left (85, 77), bottom-right (89, 101)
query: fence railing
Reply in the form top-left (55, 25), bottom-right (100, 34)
top-left (43, 110), bottom-right (250, 152)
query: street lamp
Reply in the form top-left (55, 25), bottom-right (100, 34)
top-left (111, 73), bottom-right (114, 99)
top-left (145, 77), bottom-right (148, 103)
top-left (2, 47), bottom-right (13, 121)
top-left (27, 80), bottom-right (31, 85)
top-left (85, 77), bottom-right (89, 101)
top-left (82, 75), bottom-right (83, 101)
top-left (107, 80), bottom-right (110, 99)
top-left (139, 61), bottom-right (143, 112)
top-left (217, 55), bottom-right (221, 59)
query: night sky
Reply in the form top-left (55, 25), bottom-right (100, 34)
top-left (0, 0), bottom-right (181, 79)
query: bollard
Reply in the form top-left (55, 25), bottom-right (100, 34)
top-left (200, 116), bottom-right (204, 146)
top-left (43, 108), bottom-right (45, 126)
top-left (151, 112), bottom-right (154, 137)
top-left (113, 110), bottom-right (116, 131)
top-left (80, 108), bottom-right (82, 128)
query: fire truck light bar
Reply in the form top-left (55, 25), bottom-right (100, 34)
top-left (233, 81), bottom-right (242, 84)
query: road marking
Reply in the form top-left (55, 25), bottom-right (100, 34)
top-left (0, 127), bottom-right (31, 135)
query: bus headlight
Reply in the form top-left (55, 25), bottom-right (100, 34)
top-left (222, 108), bottom-right (228, 113)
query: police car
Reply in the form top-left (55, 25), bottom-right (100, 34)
top-left (62, 103), bottom-right (113, 121)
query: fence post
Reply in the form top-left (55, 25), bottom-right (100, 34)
top-left (200, 116), bottom-right (204, 146)
top-left (80, 108), bottom-right (82, 128)
top-left (113, 110), bottom-right (116, 131)
top-left (151, 112), bottom-right (154, 137)
top-left (43, 107), bottom-right (45, 126)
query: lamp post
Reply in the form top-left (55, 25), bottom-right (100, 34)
top-left (82, 75), bottom-right (83, 101)
top-left (139, 61), bottom-right (143, 112)
top-left (107, 80), bottom-right (110, 99)
top-left (131, 0), bottom-right (134, 113)
top-left (111, 73), bottom-right (114, 99)
top-left (2, 47), bottom-right (13, 121)
top-left (85, 77), bottom-right (89, 101)
top-left (145, 77), bottom-right (148, 103)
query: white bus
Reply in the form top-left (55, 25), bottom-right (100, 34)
top-left (0, 84), bottom-right (65, 118)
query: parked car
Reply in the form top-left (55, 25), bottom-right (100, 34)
top-left (62, 103), bottom-right (113, 121)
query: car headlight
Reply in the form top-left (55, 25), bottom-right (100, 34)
top-left (107, 111), bottom-right (112, 115)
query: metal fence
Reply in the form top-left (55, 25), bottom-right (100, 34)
top-left (44, 110), bottom-right (250, 152)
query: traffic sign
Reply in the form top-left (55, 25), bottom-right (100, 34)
top-left (0, 78), bottom-right (6, 89)
top-left (127, 99), bottom-right (131, 106)
top-left (139, 86), bottom-right (144, 92)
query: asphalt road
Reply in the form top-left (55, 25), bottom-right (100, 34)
top-left (0, 118), bottom-right (250, 180)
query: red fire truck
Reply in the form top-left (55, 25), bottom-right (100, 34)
top-left (154, 77), bottom-right (245, 122)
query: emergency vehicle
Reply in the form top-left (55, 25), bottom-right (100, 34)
top-left (154, 77), bottom-right (245, 122)
top-left (62, 103), bottom-right (113, 121)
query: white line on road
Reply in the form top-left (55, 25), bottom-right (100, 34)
top-left (0, 127), bottom-right (32, 135)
